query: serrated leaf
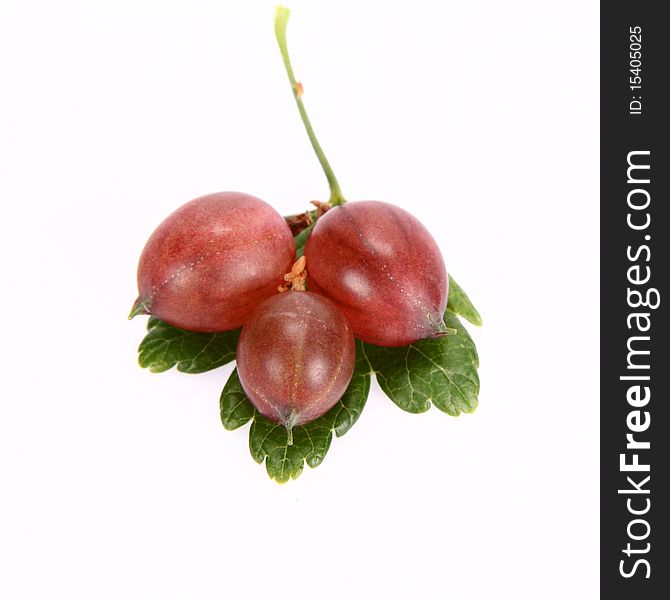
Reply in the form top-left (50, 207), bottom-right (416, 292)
top-left (220, 370), bottom-right (255, 430)
top-left (248, 416), bottom-right (305, 482)
top-left (447, 274), bottom-right (483, 326)
top-left (292, 421), bottom-right (333, 468)
top-left (265, 440), bottom-right (306, 482)
top-left (224, 343), bottom-right (371, 483)
top-left (138, 318), bottom-right (239, 374)
top-left (364, 311), bottom-right (479, 416)
top-left (317, 340), bottom-right (372, 437)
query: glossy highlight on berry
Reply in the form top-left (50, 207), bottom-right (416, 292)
top-left (305, 200), bottom-right (448, 347)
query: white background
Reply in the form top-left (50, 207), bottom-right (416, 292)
top-left (0, 1), bottom-right (599, 598)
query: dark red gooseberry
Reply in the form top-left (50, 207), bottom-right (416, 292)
top-left (304, 200), bottom-right (448, 347)
top-left (236, 291), bottom-right (355, 430)
top-left (131, 192), bottom-right (295, 332)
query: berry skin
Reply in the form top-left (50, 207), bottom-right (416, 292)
top-left (132, 192), bottom-right (295, 332)
top-left (304, 200), bottom-right (448, 347)
top-left (236, 291), bottom-right (355, 429)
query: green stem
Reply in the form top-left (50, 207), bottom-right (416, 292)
top-left (274, 6), bottom-right (346, 206)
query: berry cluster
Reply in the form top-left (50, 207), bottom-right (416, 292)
top-left (131, 192), bottom-right (449, 437)
top-left (129, 8), bottom-right (480, 478)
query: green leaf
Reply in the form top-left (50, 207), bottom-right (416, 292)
top-left (294, 222), bottom-right (315, 258)
top-left (249, 415), bottom-right (306, 482)
top-left (447, 274), bottom-right (483, 326)
top-left (220, 369), bottom-right (255, 430)
top-left (221, 341), bottom-right (371, 483)
top-left (138, 318), bottom-right (239, 374)
top-left (317, 340), bottom-right (372, 437)
top-left (363, 311), bottom-right (479, 416)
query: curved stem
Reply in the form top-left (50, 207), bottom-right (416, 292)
top-left (274, 6), bottom-right (346, 205)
